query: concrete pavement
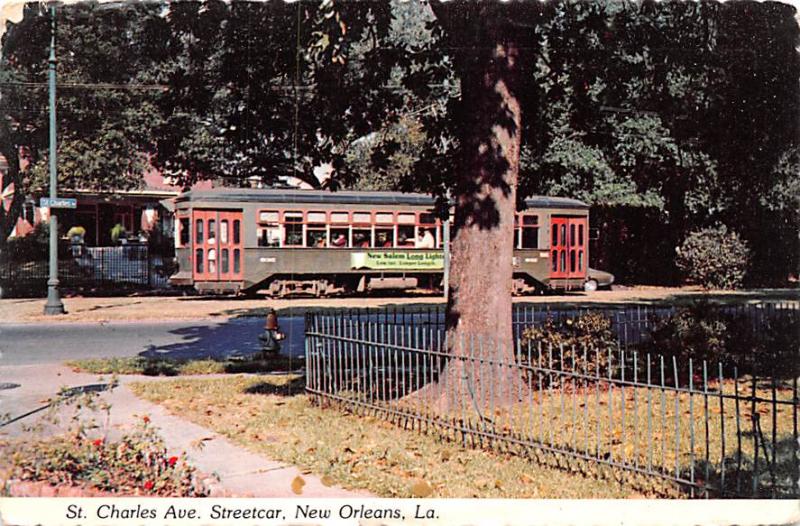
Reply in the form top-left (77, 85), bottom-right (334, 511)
top-left (0, 363), bottom-right (370, 497)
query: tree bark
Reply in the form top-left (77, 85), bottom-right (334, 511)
top-left (428, 5), bottom-right (525, 412)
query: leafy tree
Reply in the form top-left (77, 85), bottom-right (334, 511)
top-left (0, 2), bottom-right (167, 242)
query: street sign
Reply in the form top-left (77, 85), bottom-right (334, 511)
top-left (39, 197), bottom-right (77, 209)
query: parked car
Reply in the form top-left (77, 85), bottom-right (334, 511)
top-left (584, 268), bottom-right (614, 291)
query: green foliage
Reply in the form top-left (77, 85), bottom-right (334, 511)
top-left (521, 312), bottom-right (617, 381)
top-left (676, 224), bottom-right (750, 289)
top-left (3, 222), bottom-right (49, 262)
top-left (648, 303), bottom-right (800, 379)
top-left (109, 223), bottom-right (127, 244)
top-left (649, 304), bottom-right (730, 366)
top-left (66, 226), bottom-right (85, 239)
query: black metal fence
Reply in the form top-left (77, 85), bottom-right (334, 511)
top-left (0, 245), bottom-right (174, 297)
top-left (305, 303), bottom-right (800, 498)
top-left (315, 302), bottom-right (799, 351)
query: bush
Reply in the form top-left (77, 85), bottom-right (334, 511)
top-left (521, 312), bottom-right (618, 381)
top-left (110, 223), bottom-right (127, 244)
top-left (675, 224), bottom-right (750, 289)
top-left (648, 304), bottom-right (730, 367)
top-left (3, 223), bottom-right (50, 262)
top-left (66, 226), bottom-right (86, 240)
top-left (647, 303), bottom-right (799, 380)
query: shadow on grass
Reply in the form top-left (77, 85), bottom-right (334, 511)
top-left (243, 376), bottom-right (306, 397)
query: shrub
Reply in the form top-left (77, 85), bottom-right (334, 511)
top-left (675, 224), bottom-right (749, 289)
top-left (648, 303), bottom-right (730, 367)
top-left (3, 223), bottom-right (49, 262)
top-left (521, 312), bottom-right (618, 381)
top-left (110, 223), bottom-right (127, 244)
top-left (66, 226), bottom-right (86, 239)
top-left (647, 303), bottom-right (799, 380)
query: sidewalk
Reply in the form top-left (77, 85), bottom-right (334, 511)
top-left (2, 287), bottom-right (797, 325)
top-left (0, 364), bottom-right (370, 498)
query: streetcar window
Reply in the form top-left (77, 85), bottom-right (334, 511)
top-left (398, 225), bottom-right (415, 247)
top-left (221, 249), bottom-right (229, 273)
top-left (570, 250), bottom-right (576, 272)
top-left (259, 211), bottom-right (279, 222)
top-left (520, 214), bottom-right (539, 249)
top-left (330, 212), bottom-right (349, 223)
top-left (233, 249), bottom-right (240, 273)
top-left (233, 220), bottom-right (240, 244)
top-left (207, 219), bottom-right (216, 245)
top-left (551, 226), bottom-right (557, 247)
top-left (283, 211), bottom-right (303, 246)
top-left (258, 226), bottom-right (281, 247)
top-left (578, 250), bottom-right (584, 271)
top-left (551, 251), bottom-right (557, 272)
top-left (397, 213), bottom-right (415, 224)
top-left (419, 212), bottom-right (436, 225)
top-left (220, 220), bottom-right (228, 244)
top-left (375, 212), bottom-right (393, 224)
top-left (375, 227), bottom-right (394, 248)
top-left (570, 224), bottom-right (576, 247)
top-left (560, 250), bottom-right (566, 272)
top-left (208, 248), bottom-right (217, 274)
top-left (195, 219), bottom-right (203, 244)
top-left (195, 249), bottom-right (204, 273)
top-left (307, 211), bottom-right (327, 223)
top-left (330, 227), bottom-right (349, 248)
top-left (353, 228), bottom-right (371, 248)
top-left (353, 212), bottom-right (372, 224)
top-left (307, 229), bottom-right (327, 247)
top-left (179, 218), bottom-right (190, 247)
top-left (561, 225), bottom-right (567, 247)
top-left (578, 224), bottom-right (584, 246)
top-left (521, 227), bottom-right (539, 249)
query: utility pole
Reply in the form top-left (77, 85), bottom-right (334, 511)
top-left (44, 4), bottom-right (64, 315)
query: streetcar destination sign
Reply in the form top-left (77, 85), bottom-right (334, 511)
top-left (39, 197), bottom-right (77, 209)
top-left (351, 251), bottom-right (444, 270)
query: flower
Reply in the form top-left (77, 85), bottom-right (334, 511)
top-left (92, 439), bottom-right (103, 447)
top-left (143, 480), bottom-right (154, 491)
top-left (168, 456), bottom-right (178, 467)
top-left (143, 416), bottom-right (151, 424)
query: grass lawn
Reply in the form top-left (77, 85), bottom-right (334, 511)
top-left (130, 375), bottom-right (643, 498)
top-left (67, 356), bottom-right (303, 376)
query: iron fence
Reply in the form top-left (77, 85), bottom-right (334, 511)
top-left (305, 306), bottom-right (800, 498)
top-left (0, 245), bottom-right (174, 297)
top-left (319, 302), bottom-right (799, 352)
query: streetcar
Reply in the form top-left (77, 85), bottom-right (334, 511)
top-left (169, 188), bottom-right (592, 296)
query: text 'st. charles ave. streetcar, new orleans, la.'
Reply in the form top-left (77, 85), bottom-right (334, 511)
top-left (169, 189), bottom-right (595, 297)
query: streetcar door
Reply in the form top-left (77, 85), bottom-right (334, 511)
top-left (549, 217), bottom-right (569, 279)
top-left (550, 216), bottom-right (588, 281)
top-left (192, 210), bottom-right (244, 281)
top-left (567, 217), bottom-right (588, 280)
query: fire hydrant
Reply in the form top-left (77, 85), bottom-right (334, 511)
top-left (258, 309), bottom-right (285, 355)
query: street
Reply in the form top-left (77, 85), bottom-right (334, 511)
top-left (0, 317), bottom-right (307, 367)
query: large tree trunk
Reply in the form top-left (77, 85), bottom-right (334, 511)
top-left (429, 5), bottom-right (525, 412)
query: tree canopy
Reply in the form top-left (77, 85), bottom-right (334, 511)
top-left (0, 0), bottom-right (797, 283)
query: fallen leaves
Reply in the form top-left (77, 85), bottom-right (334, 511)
top-left (410, 479), bottom-right (433, 497)
top-left (291, 475), bottom-right (305, 495)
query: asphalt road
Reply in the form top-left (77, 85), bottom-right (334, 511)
top-left (0, 317), bottom-right (308, 367)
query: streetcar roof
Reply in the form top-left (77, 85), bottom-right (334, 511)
top-left (175, 188), bottom-right (589, 210)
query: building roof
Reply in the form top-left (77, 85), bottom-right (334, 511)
top-left (176, 188), bottom-right (589, 209)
